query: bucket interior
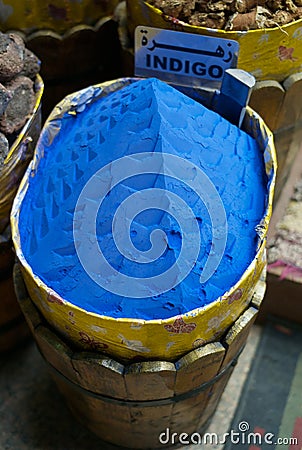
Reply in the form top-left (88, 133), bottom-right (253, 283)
top-left (17, 78), bottom-right (269, 321)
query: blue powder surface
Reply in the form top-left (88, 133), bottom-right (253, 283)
top-left (19, 78), bottom-right (267, 320)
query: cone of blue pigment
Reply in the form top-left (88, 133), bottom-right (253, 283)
top-left (11, 77), bottom-right (276, 362)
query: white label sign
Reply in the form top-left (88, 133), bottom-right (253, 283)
top-left (135, 26), bottom-right (239, 87)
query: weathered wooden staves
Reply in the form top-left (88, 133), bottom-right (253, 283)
top-left (249, 73), bottom-right (302, 201)
top-left (14, 263), bottom-right (266, 448)
top-left (0, 73), bottom-right (43, 352)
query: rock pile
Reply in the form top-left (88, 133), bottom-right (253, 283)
top-left (0, 32), bottom-right (40, 169)
top-left (150, 0), bottom-right (302, 30)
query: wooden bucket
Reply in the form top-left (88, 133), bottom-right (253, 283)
top-left (11, 76), bottom-right (276, 362)
top-left (14, 262), bottom-right (265, 448)
top-left (0, 228), bottom-right (29, 352)
top-left (249, 75), bottom-right (302, 201)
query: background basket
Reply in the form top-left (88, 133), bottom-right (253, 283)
top-left (0, 1), bottom-right (119, 34)
top-left (0, 75), bottom-right (43, 234)
top-left (0, 75), bottom-right (43, 351)
top-left (126, 0), bottom-right (302, 82)
top-left (0, 1), bottom-right (123, 117)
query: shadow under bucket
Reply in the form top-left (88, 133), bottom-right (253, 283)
top-left (14, 263), bottom-right (265, 448)
top-left (0, 228), bottom-right (29, 352)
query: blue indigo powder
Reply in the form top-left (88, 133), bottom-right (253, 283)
top-left (19, 78), bottom-right (267, 320)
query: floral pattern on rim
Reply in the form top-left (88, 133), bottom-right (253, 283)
top-left (206, 310), bottom-right (231, 336)
top-left (278, 46), bottom-right (298, 62)
top-left (228, 288), bottom-right (243, 305)
top-left (47, 291), bottom-right (64, 305)
top-left (68, 311), bottom-right (76, 325)
top-left (164, 316), bottom-right (196, 334)
top-left (79, 331), bottom-right (109, 351)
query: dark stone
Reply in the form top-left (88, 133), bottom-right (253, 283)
top-left (20, 49), bottom-right (41, 79)
top-left (0, 83), bottom-right (11, 115)
top-left (0, 33), bottom-right (25, 82)
top-left (0, 34), bottom-right (10, 53)
top-left (0, 76), bottom-right (35, 135)
top-left (0, 131), bottom-right (9, 170)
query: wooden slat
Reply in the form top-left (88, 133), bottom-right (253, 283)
top-left (273, 124), bottom-right (302, 201)
top-left (56, 372), bottom-right (171, 448)
top-left (121, 403), bottom-right (173, 448)
top-left (72, 353), bottom-right (127, 399)
top-left (34, 325), bottom-right (78, 386)
top-left (27, 19), bottom-right (117, 81)
top-left (196, 368), bottom-right (234, 432)
top-left (251, 280), bottom-right (266, 310)
top-left (276, 73), bottom-right (302, 130)
top-left (170, 390), bottom-right (211, 438)
top-left (53, 376), bottom-right (132, 448)
top-left (268, 144), bottom-right (302, 240)
top-left (171, 343), bottom-right (226, 437)
top-left (221, 306), bottom-right (258, 369)
top-left (249, 80), bottom-right (285, 131)
top-left (174, 342), bottom-right (226, 395)
top-left (125, 361), bottom-right (176, 401)
top-left (124, 361), bottom-right (176, 446)
top-left (251, 272), bottom-right (267, 310)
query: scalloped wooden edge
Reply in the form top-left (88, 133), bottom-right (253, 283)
top-left (13, 262), bottom-right (265, 401)
top-left (13, 262), bottom-right (265, 447)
